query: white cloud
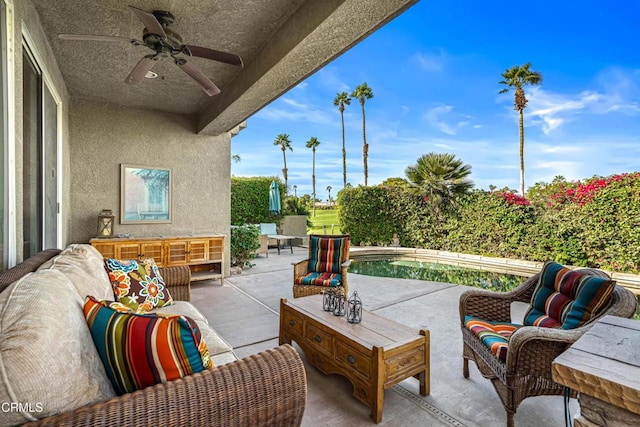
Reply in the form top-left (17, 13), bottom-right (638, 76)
top-left (504, 67), bottom-right (640, 135)
top-left (412, 50), bottom-right (447, 72)
top-left (293, 81), bottom-right (308, 90)
top-left (317, 67), bottom-right (350, 93)
top-left (255, 96), bottom-right (334, 125)
top-left (423, 105), bottom-right (473, 135)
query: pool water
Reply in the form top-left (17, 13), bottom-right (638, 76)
top-left (349, 258), bottom-right (523, 292)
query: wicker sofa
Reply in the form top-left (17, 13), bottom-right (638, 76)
top-left (0, 244), bottom-right (306, 426)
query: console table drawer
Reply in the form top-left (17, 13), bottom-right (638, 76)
top-left (305, 323), bottom-right (333, 355)
top-left (282, 310), bottom-right (304, 337)
top-left (385, 347), bottom-right (425, 383)
top-left (336, 341), bottom-right (371, 379)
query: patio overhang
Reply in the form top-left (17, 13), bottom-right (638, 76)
top-left (32, 0), bottom-right (419, 136)
top-left (195, 0), bottom-right (419, 135)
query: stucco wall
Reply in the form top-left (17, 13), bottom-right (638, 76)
top-left (14, 0), bottom-right (71, 262)
top-left (69, 99), bottom-right (231, 275)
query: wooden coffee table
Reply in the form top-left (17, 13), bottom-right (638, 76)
top-left (279, 295), bottom-right (429, 423)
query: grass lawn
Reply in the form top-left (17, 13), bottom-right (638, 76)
top-left (308, 209), bottom-right (341, 234)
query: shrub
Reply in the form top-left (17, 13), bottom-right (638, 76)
top-left (338, 186), bottom-right (397, 245)
top-left (337, 172), bottom-right (640, 274)
top-left (231, 177), bottom-right (283, 224)
top-left (230, 224), bottom-right (261, 268)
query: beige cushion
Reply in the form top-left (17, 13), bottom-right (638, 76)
top-left (152, 302), bottom-right (233, 357)
top-left (0, 270), bottom-right (116, 425)
top-left (38, 244), bottom-right (113, 301)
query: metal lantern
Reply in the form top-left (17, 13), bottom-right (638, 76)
top-left (347, 291), bottom-right (363, 324)
top-left (322, 288), bottom-right (336, 312)
top-left (97, 209), bottom-right (115, 237)
top-left (333, 292), bottom-right (346, 316)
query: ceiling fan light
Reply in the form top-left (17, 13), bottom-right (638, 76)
top-left (145, 71), bottom-right (158, 79)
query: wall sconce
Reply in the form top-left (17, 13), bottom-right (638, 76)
top-left (97, 209), bottom-right (115, 237)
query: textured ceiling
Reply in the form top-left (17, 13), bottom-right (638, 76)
top-left (31, 0), bottom-right (307, 115)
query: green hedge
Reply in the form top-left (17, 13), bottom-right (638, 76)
top-left (231, 177), bottom-right (283, 225)
top-left (337, 173), bottom-right (640, 274)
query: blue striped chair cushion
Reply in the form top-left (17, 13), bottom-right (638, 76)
top-left (523, 261), bottom-right (615, 329)
top-left (295, 272), bottom-right (342, 287)
top-left (465, 316), bottom-right (521, 362)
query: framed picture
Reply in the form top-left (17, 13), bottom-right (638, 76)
top-left (120, 164), bottom-right (171, 224)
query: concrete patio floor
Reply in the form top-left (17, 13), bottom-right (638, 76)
top-left (191, 246), bottom-right (576, 426)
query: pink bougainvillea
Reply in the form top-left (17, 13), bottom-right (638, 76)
top-left (548, 172), bottom-right (640, 206)
top-left (494, 191), bottom-right (531, 206)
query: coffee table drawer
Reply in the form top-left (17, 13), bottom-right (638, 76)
top-left (305, 323), bottom-right (333, 355)
top-left (385, 346), bottom-right (425, 382)
top-left (336, 341), bottom-right (371, 379)
top-left (282, 309), bottom-right (304, 336)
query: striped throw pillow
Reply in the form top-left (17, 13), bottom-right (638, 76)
top-left (83, 296), bottom-right (213, 395)
top-left (523, 261), bottom-right (615, 329)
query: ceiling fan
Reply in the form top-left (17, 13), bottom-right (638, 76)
top-left (58, 5), bottom-right (243, 96)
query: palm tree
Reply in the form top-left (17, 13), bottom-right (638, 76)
top-left (273, 133), bottom-right (293, 193)
top-left (351, 83), bottom-right (374, 186)
top-left (405, 152), bottom-right (474, 215)
top-left (306, 137), bottom-right (321, 217)
top-left (499, 63), bottom-right (543, 197)
top-left (326, 185), bottom-right (332, 208)
top-left (333, 92), bottom-right (351, 188)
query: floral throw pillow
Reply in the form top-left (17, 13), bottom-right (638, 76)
top-left (104, 258), bottom-right (172, 313)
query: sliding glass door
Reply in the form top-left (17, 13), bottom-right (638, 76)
top-left (22, 43), bottom-right (59, 259)
top-left (22, 49), bottom-right (42, 258)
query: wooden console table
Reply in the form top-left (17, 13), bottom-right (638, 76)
top-left (552, 315), bottom-right (640, 426)
top-left (90, 235), bottom-right (224, 283)
top-left (279, 295), bottom-right (429, 423)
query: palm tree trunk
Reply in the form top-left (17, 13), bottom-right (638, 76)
top-left (312, 149), bottom-right (316, 217)
top-left (361, 101), bottom-right (368, 186)
top-left (282, 148), bottom-right (288, 194)
top-left (341, 109), bottom-right (347, 188)
top-left (518, 109), bottom-right (525, 197)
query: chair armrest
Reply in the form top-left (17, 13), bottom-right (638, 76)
top-left (26, 344), bottom-right (306, 427)
top-left (293, 259), bottom-right (309, 279)
top-left (459, 274), bottom-right (539, 323)
top-left (506, 326), bottom-right (584, 371)
top-left (159, 265), bottom-right (191, 301)
top-left (340, 261), bottom-right (350, 295)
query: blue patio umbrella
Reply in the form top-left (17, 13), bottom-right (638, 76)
top-left (269, 180), bottom-right (281, 216)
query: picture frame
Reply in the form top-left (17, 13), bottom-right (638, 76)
top-left (120, 164), bottom-right (172, 224)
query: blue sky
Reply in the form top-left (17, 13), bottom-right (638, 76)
top-left (231, 0), bottom-right (640, 201)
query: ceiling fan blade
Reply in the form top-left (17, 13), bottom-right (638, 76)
top-left (59, 34), bottom-right (143, 45)
top-left (125, 55), bottom-right (159, 85)
top-left (174, 58), bottom-right (221, 96)
top-left (129, 5), bottom-right (166, 38)
top-left (182, 45), bottom-right (243, 67)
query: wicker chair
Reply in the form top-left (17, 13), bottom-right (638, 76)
top-left (292, 234), bottom-right (350, 298)
top-left (459, 266), bottom-right (637, 427)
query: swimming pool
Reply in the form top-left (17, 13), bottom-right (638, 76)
top-left (348, 258), bottom-right (523, 292)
